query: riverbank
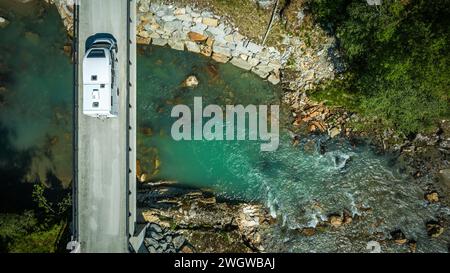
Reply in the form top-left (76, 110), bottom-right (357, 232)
top-left (50, 0), bottom-right (343, 89)
top-left (137, 182), bottom-right (273, 253)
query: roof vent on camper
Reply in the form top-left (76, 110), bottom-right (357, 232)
top-left (91, 75), bottom-right (97, 81)
top-left (92, 102), bottom-right (99, 108)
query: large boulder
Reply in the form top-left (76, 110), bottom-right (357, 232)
top-left (211, 52), bottom-right (230, 63)
top-left (168, 39), bottom-right (184, 51)
top-left (152, 38), bottom-right (168, 46)
top-left (185, 41), bottom-right (200, 53)
top-left (184, 75), bottom-right (199, 88)
top-left (328, 214), bottom-right (343, 228)
top-left (252, 65), bottom-right (272, 79)
top-left (230, 57), bottom-right (253, 71)
top-left (212, 45), bottom-right (231, 57)
top-left (329, 127), bottom-right (341, 138)
top-left (424, 192), bottom-right (439, 203)
top-left (187, 31), bottom-right (207, 42)
top-left (202, 17), bottom-right (219, 27)
top-left (267, 72), bottom-right (280, 85)
top-left (0, 17), bottom-right (9, 28)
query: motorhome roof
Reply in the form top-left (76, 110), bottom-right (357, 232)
top-left (82, 84), bottom-right (111, 114)
top-left (82, 48), bottom-right (110, 85)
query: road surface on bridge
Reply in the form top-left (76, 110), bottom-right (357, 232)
top-left (76, 0), bottom-right (136, 253)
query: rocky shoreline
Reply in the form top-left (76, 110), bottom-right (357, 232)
top-left (136, 1), bottom-right (283, 85)
top-left (137, 182), bottom-right (274, 252)
top-left (136, 179), bottom-right (450, 252)
top-left (48, 0), bottom-right (343, 89)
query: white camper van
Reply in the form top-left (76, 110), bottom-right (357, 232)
top-left (82, 34), bottom-right (118, 118)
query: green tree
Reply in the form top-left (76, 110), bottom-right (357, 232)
top-left (309, 0), bottom-right (450, 135)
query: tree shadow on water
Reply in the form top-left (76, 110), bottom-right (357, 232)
top-left (0, 123), bottom-right (35, 213)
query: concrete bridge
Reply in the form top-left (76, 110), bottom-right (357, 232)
top-left (68, 0), bottom-right (142, 253)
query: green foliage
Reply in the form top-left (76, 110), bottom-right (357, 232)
top-left (0, 211), bottom-right (63, 253)
top-left (309, 75), bottom-right (362, 111)
top-left (8, 222), bottom-right (63, 253)
top-left (308, 0), bottom-right (352, 30)
top-left (309, 0), bottom-right (450, 135)
top-left (0, 183), bottom-right (71, 253)
top-left (32, 183), bottom-right (71, 217)
top-left (0, 210), bottom-right (66, 253)
top-left (0, 211), bottom-right (38, 244)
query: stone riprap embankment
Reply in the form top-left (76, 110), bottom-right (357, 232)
top-left (49, 0), bottom-right (344, 89)
top-left (44, 0), bottom-right (74, 34)
top-left (136, 1), bottom-right (283, 85)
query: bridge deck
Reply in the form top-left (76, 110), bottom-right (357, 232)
top-left (75, 0), bottom-right (136, 253)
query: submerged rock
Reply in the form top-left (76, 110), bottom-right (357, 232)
top-left (0, 17), bottom-right (10, 28)
top-left (141, 127), bottom-right (153, 136)
top-left (63, 45), bottom-right (72, 55)
top-left (303, 139), bottom-right (316, 154)
top-left (24, 31), bottom-right (40, 44)
top-left (184, 75), bottom-right (199, 87)
top-left (202, 17), bottom-right (218, 27)
top-left (139, 173), bottom-right (148, 183)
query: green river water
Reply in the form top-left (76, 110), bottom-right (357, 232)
top-left (0, 3), bottom-right (449, 252)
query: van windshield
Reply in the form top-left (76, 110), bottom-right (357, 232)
top-left (91, 42), bottom-right (111, 49)
top-left (87, 49), bottom-right (105, 58)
